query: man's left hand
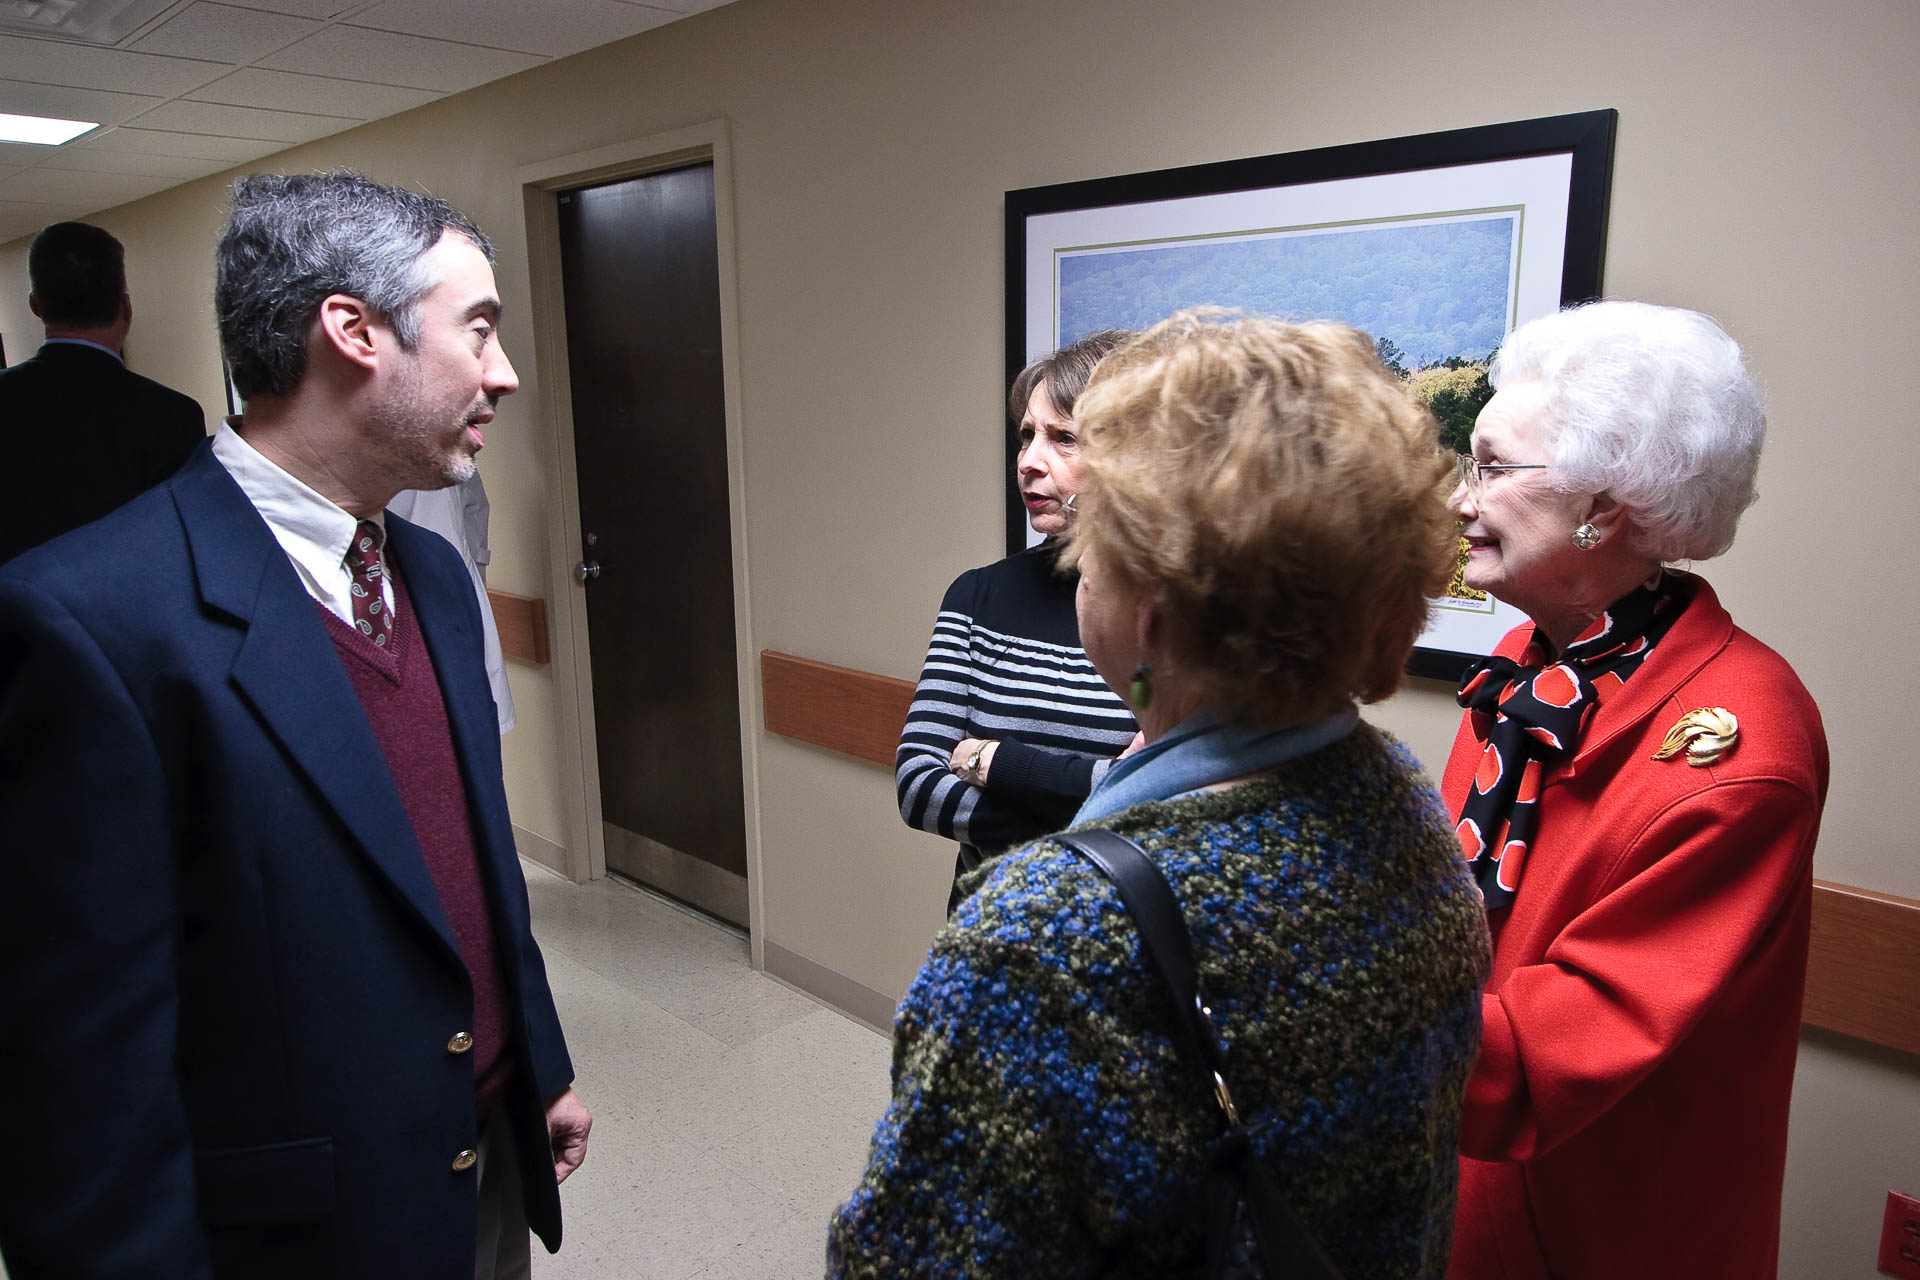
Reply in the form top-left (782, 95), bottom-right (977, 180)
top-left (545, 1088), bottom-right (592, 1184)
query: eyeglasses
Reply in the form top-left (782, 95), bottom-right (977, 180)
top-left (1454, 454), bottom-right (1548, 499)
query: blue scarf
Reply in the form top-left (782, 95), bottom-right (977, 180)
top-left (1071, 705), bottom-right (1361, 827)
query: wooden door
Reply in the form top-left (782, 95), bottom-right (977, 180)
top-left (556, 164), bottom-right (746, 925)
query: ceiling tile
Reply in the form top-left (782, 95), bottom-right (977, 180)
top-left (0, 140), bottom-right (54, 168)
top-left (37, 148), bottom-right (230, 180)
top-left (72, 126), bottom-right (286, 163)
top-left (131, 2), bottom-right (321, 62)
top-left (260, 25), bottom-right (543, 93)
top-left (614, 0), bottom-right (722, 14)
top-left (131, 98), bottom-right (354, 142)
top-left (0, 79), bottom-right (163, 128)
top-left (349, 0), bottom-right (674, 58)
top-left (0, 35), bottom-right (226, 99)
top-left (219, 0), bottom-right (365, 15)
top-left (189, 67), bottom-right (441, 118)
top-left (0, 166), bottom-right (178, 208)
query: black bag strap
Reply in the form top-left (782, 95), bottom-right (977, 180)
top-left (1053, 829), bottom-right (1344, 1280)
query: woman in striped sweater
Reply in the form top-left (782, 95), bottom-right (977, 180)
top-left (896, 331), bottom-right (1139, 914)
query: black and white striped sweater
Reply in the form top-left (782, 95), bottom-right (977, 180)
top-left (896, 544), bottom-right (1137, 861)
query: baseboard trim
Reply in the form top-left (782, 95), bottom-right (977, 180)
top-left (762, 941), bottom-right (898, 1035)
top-left (512, 823), bottom-right (568, 876)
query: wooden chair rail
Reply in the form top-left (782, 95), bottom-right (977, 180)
top-left (761, 649), bottom-right (915, 768)
top-left (758, 648), bottom-right (1920, 1060)
top-left (487, 590), bottom-right (550, 665)
top-left (1805, 880), bottom-right (1920, 1058)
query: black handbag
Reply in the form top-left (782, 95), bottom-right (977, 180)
top-left (1054, 830), bottom-right (1344, 1280)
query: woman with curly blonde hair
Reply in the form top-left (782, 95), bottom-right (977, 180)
top-left (831, 310), bottom-right (1490, 1279)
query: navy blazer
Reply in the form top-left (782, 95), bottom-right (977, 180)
top-left (0, 444), bottom-right (574, 1279)
top-left (0, 341), bottom-right (205, 565)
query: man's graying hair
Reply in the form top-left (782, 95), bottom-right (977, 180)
top-left (216, 171), bottom-right (493, 401)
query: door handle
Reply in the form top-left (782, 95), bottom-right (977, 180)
top-left (573, 559), bottom-right (601, 583)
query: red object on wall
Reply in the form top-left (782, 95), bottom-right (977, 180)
top-left (1881, 1191), bottom-right (1920, 1280)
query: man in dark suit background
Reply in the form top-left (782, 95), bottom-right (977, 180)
top-left (0, 220), bottom-right (204, 564)
top-left (0, 173), bottom-right (590, 1279)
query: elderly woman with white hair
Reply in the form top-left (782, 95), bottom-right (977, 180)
top-left (1443, 301), bottom-right (1828, 1279)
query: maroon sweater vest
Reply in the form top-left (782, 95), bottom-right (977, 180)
top-left (319, 570), bottom-right (515, 1118)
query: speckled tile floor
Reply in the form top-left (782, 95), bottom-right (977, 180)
top-left (523, 861), bottom-right (893, 1280)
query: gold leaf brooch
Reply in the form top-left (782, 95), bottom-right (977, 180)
top-left (1653, 707), bottom-right (1739, 767)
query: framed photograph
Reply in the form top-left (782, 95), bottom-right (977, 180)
top-left (1004, 110), bottom-right (1616, 681)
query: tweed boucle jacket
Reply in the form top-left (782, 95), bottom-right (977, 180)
top-left (829, 723), bottom-right (1491, 1279)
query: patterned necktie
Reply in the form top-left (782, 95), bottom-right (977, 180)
top-left (344, 519), bottom-right (391, 648)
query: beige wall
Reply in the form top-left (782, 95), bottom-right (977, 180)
top-left (3, 0), bottom-right (1914, 1271)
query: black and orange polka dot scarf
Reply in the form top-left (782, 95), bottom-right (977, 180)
top-left (1453, 572), bottom-right (1693, 911)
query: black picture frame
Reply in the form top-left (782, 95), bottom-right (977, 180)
top-left (1004, 109), bottom-right (1617, 682)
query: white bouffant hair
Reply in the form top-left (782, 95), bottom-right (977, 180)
top-left (1491, 300), bottom-right (1766, 562)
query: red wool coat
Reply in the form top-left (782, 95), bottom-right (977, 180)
top-left (1441, 577), bottom-right (1828, 1280)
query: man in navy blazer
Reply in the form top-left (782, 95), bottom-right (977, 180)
top-left (0, 174), bottom-right (589, 1278)
top-left (0, 221), bottom-right (205, 565)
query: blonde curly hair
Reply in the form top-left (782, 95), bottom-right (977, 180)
top-left (1061, 309), bottom-right (1455, 726)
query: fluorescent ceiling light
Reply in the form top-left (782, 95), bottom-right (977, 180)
top-left (0, 112), bottom-right (98, 145)
top-left (0, 0), bottom-right (179, 47)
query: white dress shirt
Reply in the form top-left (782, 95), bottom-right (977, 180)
top-left (210, 420), bottom-right (393, 625)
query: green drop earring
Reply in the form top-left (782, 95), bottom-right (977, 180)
top-left (1129, 663), bottom-right (1153, 712)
